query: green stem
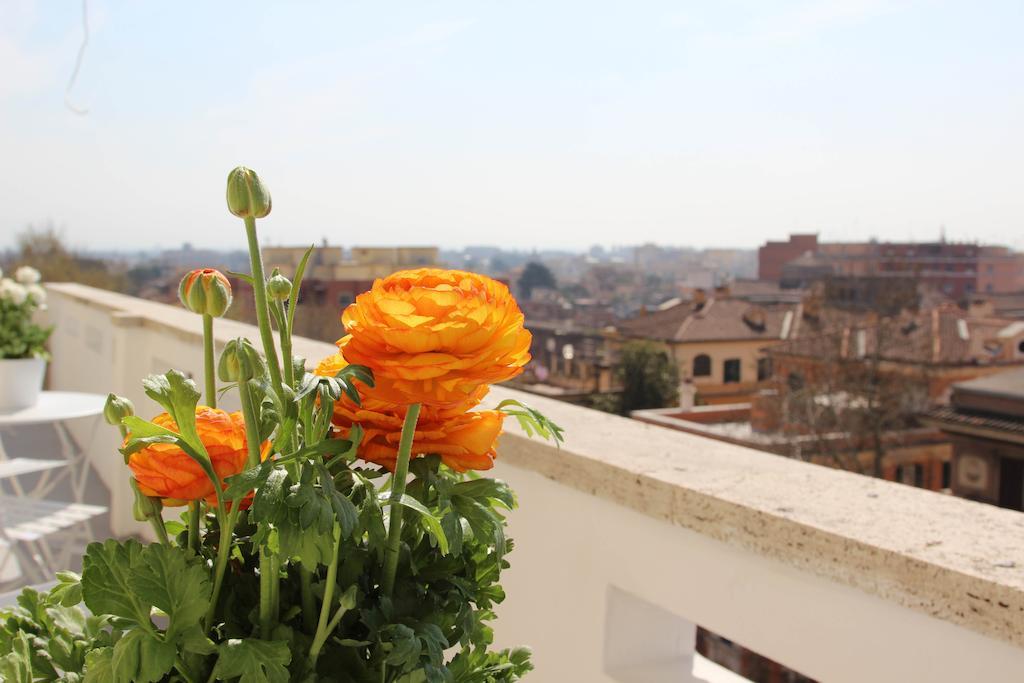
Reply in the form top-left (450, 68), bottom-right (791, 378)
top-left (300, 566), bottom-right (316, 634)
top-left (259, 545), bottom-right (275, 637)
top-left (148, 515), bottom-right (170, 546)
top-left (243, 216), bottom-right (285, 399)
top-left (187, 502), bottom-right (201, 554)
top-left (202, 314), bottom-right (217, 408)
top-left (203, 503), bottom-right (237, 630)
top-left (381, 403), bottom-right (421, 598)
top-left (309, 524), bottom-right (342, 668)
top-left (239, 380), bottom-right (279, 637)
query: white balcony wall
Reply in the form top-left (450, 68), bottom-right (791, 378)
top-left (44, 284), bottom-right (1024, 683)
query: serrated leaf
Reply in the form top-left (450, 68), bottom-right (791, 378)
top-left (0, 632), bottom-right (32, 683)
top-left (141, 370), bottom-right (204, 453)
top-left (110, 629), bottom-right (175, 683)
top-left (212, 638), bottom-right (291, 683)
top-left (252, 468), bottom-right (289, 524)
top-left (495, 399), bottom-right (565, 447)
top-left (127, 543), bottom-right (211, 643)
top-left (81, 539), bottom-right (152, 627)
top-left (452, 479), bottom-right (515, 510)
top-left (380, 493), bottom-right (449, 555)
top-left (83, 646), bottom-right (114, 683)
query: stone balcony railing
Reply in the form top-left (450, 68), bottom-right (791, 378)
top-left (44, 283), bottom-right (1024, 683)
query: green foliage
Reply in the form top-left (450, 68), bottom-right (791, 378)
top-left (615, 340), bottom-right (679, 415)
top-left (515, 262), bottom-right (555, 300)
top-left (0, 287), bottom-right (51, 360)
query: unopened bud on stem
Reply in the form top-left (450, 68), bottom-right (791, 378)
top-left (218, 337), bottom-right (266, 382)
top-left (226, 166), bottom-right (272, 219)
top-left (179, 269), bottom-right (233, 318)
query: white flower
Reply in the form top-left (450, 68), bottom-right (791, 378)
top-left (26, 284), bottom-right (47, 305)
top-left (0, 278), bottom-right (28, 305)
top-left (14, 266), bottom-right (41, 285)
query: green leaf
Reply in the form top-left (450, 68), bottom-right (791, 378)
top-left (223, 461), bottom-right (274, 502)
top-left (110, 629), bottom-right (176, 683)
top-left (286, 245), bottom-right (314, 336)
top-left (495, 399), bottom-right (565, 447)
top-left (0, 632), bottom-right (32, 683)
top-left (452, 479), bottom-right (515, 510)
top-left (252, 468), bottom-right (289, 524)
top-left (381, 493), bottom-right (449, 555)
top-left (212, 638), bottom-right (291, 683)
top-left (141, 370), bottom-right (204, 454)
top-left (127, 543), bottom-right (211, 643)
top-left (81, 539), bottom-right (152, 627)
top-left (50, 570), bottom-right (83, 607)
top-left (83, 647), bottom-right (114, 683)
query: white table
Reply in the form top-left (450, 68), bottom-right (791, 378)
top-left (0, 392), bottom-right (109, 585)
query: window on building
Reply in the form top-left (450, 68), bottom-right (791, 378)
top-left (723, 358), bottom-right (741, 384)
top-left (941, 461), bottom-right (951, 490)
top-left (757, 357), bottom-right (772, 381)
top-left (787, 372), bottom-right (804, 391)
top-left (692, 354), bottom-right (711, 377)
top-left (338, 292), bottom-right (354, 308)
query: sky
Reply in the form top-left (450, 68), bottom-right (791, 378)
top-left (2, 0), bottom-right (1023, 252)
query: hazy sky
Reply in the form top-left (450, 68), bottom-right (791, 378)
top-left (2, 0), bottom-right (1023, 252)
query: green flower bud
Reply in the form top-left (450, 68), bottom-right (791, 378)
top-left (267, 272), bottom-right (292, 301)
top-left (218, 337), bottom-right (266, 382)
top-left (179, 268), bottom-right (233, 318)
top-left (130, 478), bottom-right (163, 523)
top-left (103, 393), bottom-right (135, 426)
top-left (226, 166), bottom-right (272, 219)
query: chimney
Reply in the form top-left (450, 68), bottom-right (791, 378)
top-left (693, 288), bottom-right (707, 310)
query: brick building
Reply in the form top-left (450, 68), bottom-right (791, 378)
top-left (757, 233), bottom-right (819, 281)
top-left (760, 234), bottom-right (1024, 298)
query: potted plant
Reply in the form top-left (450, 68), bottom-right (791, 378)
top-left (0, 168), bottom-right (562, 682)
top-left (0, 266), bottom-right (51, 412)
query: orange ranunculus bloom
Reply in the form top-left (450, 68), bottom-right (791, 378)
top-left (339, 268), bottom-right (531, 407)
top-left (316, 353), bottom-right (505, 472)
top-left (127, 406), bottom-right (266, 506)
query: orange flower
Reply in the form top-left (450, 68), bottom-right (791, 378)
top-left (339, 268), bottom-right (531, 407)
top-left (128, 406), bottom-right (265, 506)
top-left (316, 353), bottom-right (505, 472)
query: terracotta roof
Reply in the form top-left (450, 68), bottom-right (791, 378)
top-left (770, 307), bottom-right (1024, 366)
top-left (924, 405), bottom-right (1024, 437)
top-left (618, 298), bottom-right (798, 343)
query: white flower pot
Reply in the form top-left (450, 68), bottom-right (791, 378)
top-left (0, 357), bottom-right (46, 413)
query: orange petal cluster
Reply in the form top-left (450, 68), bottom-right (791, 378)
top-left (127, 406), bottom-right (265, 506)
top-left (339, 268), bottom-right (531, 407)
top-left (316, 353), bottom-right (505, 472)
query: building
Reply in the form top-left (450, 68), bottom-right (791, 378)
top-left (758, 233), bottom-right (819, 281)
top-left (761, 234), bottom-right (1024, 298)
top-left (617, 291), bottom-right (800, 404)
top-left (767, 306), bottom-right (1024, 403)
top-left (262, 244), bottom-right (438, 282)
top-left (923, 368), bottom-right (1024, 511)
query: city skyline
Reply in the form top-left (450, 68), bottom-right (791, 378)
top-left (3, 1), bottom-right (1023, 251)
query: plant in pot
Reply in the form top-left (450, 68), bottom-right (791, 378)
top-left (0, 167), bottom-right (562, 682)
top-left (0, 266), bottom-right (51, 412)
